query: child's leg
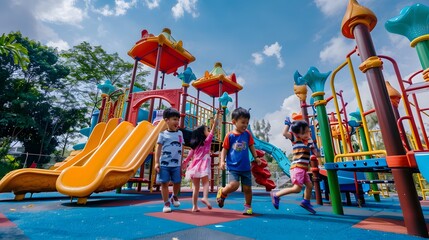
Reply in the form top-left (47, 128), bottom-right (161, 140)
top-left (201, 176), bottom-right (212, 209)
top-left (222, 180), bottom-right (240, 195)
top-left (172, 166), bottom-right (182, 196)
top-left (191, 178), bottom-right (201, 211)
top-left (217, 171), bottom-right (240, 208)
top-left (303, 180), bottom-right (313, 201)
top-left (170, 167), bottom-right (182, 207)
top-left (242, 184), bottom-right (252, 206)
top-left (161, 182), bottom-right (170, 203)
top-left (275, 184), bottom-right (302, 197)
top-left (172, 182), bottom-right (181, 197)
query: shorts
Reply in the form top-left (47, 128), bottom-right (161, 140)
top-left (228, 170), bottom-right (252, 186)
top-left (290, 167), bottom-right (311, 187)
top-left (157, 166), bottom-right (181, 184)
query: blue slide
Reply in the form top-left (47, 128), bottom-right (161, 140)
top-left (415, 152), bottom-right (429, 180)
top-left (248, 127), bottom-right (291, 177)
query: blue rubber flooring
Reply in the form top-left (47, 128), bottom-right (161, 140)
top-left (1, 189), bottom-right (428, 239)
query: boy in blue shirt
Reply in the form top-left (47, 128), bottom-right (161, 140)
top-left (154, 108), bottom-right (184, 213)
top-left (217, 107), bottom-right (261, 215)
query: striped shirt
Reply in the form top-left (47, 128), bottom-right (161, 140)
top-left (289, 133), bottom-right (313, 170)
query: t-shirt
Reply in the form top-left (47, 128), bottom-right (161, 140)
top-left (222, 130), bottom-right (254, 171)
top-left (289, 132), bottom-right (313, 170)
top-left (157, 130), bottom-right (184, 167)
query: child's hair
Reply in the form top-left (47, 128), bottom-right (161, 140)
top-left (189, 125), bottom-right (207, 149)
top-left (163, 108), bottom-right (180, 119)
top-left (290, 120), bottom-right (309, 134)
top-left (231, 107), bottom-right (250, 120)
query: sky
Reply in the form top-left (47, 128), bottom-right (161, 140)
top-left (0, 0), bottom-right (426, 154)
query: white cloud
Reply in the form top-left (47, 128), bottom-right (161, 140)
top-left (237, 76), bottom-right (246, 86)
top-left (46, 39), bottom-right (70, 51)
top-left (172, 0), bottom-right (199, 20)
top-left (263, 42), bottom-right (284, 68)
top-left (314, 0), bottom-right (371, 17)
top-left (251, 53), bottom-right (263, 65)
top-left (97, 25), bottom-right (108, 37)
top-left (144, 0), bottom-right (160, 9)
top-left (33, 0), bottom-right (85, 26)
top-left (92, 0), bottom-right (137, 17)
top-left (313, 0), bottom-right (346, 17)
top-left (264, 95), bottom-right (301, 154)
top-left (252, 42), bottom-right (284, 68)
top-left (320, 36), bottom-right (355, 64)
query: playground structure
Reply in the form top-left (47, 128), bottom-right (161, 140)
top-left (0, 27), bottom-right (283, 202)
top-left (290, 1), bottom-right (429, 237)
top-left (0, 1), bottom-right (428, 238)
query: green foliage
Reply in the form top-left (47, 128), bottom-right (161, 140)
top-left (0, 32), bottom-right (86, 165)
top-left (0, 33), bottom-right (29, 70)
top-left (0, 155), bottom-right (20, 178)
top-left (60, 42), bottom-right (150, 120)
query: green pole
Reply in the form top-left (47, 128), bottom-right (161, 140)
top-left (313, 93), bottom-right (344, 214)
top-left (295, 67), bottom-right (343, 215)
top-left (221, 106), bottom-right (227, 187)
top-left (218, 92), bottom-right (232, 187)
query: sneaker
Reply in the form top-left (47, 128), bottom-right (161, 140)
top-left (300, 200), bottom-right (316, 214)
top-left (270, 191), bottom-right (280, 209)
top-left (216, 187), bottom-right (225, 208)
top-left (163, 202), bottom-right (172, 213)
top-left (243, 205), bottom-right (253, 215)
top-left (170, 195), bottom-right (180, 207)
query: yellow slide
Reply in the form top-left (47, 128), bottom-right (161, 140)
top-left (0, 118), bottom-right (120, 200)
top-left (56, 120), bottom-right (166, 204)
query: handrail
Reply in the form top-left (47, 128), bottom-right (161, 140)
top-left (334, 150), bottom-right (386, 162)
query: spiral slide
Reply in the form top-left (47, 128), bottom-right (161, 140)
top-left (0, 118), bottom-right (121, 200)
top-left (253, 137), bottom-right (291, 177)
top-left (56, 120), bottom-right (166, 204)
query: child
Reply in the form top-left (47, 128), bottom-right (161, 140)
top-left (182, 110), bottom-right (221, 212)
top-left (217, 107), bottom-right (261, 215)
top-left (270, 118), bottom-right (317, 214)
top-left (154, 108), bottom-right (184, 213)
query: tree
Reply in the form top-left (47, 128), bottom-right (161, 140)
top-left (0, 33), bottom-right (29, 70)
top-left (252, 119), bottom-right (271, 142)
top-left (60, 42), bottom-right (151, 123)
top-left (0, 32), bottom-right (86, 166)
top-left (252, 119), bottom-right (274, 162)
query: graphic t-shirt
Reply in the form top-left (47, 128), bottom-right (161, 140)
top-left (157, 130), bottom-right (184, 167)
top-left (222, 130), bottom-right (254, 171)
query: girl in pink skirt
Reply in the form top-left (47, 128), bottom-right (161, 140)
top-left (182, 111), bottom-right (220, 212)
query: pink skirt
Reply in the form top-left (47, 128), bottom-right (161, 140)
top-left (185, 153), bottom-right (211, 180)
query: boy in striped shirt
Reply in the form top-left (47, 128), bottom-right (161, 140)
top-left (270, 118), bottom-right (317, 214)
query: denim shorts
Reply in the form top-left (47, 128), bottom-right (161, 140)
top-left (157, 166), bottom-right (181, 184)
top-left (228, 170), bottom-right (252, 186)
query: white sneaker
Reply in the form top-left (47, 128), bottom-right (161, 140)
top-left (163, 202), bottom-right (172, 213)
top-left (170, 195), bottom-right (180, 207)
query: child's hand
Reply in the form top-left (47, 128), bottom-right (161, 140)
top-left (254, 157), bottom-right (262, 165)
top-left (154, 163), bottom-right (160, 173)
top-left (219, 161), bottom-right (225, 170)
top-left (284, 117), bottom-right (292, 126)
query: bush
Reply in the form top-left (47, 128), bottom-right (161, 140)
top-left (0, 155), bottom-right (21, 178)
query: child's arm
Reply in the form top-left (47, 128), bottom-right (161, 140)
top-left (154, 143), bottom-right (162, 173)
top-left (249, 145), bottom-right (261, 165)
top-left (282, 117), bottom-right (292, 140)
top-left (182, 149), bottom-right (193, 171)
top-left (219, 147), bottom-right (227, 170)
